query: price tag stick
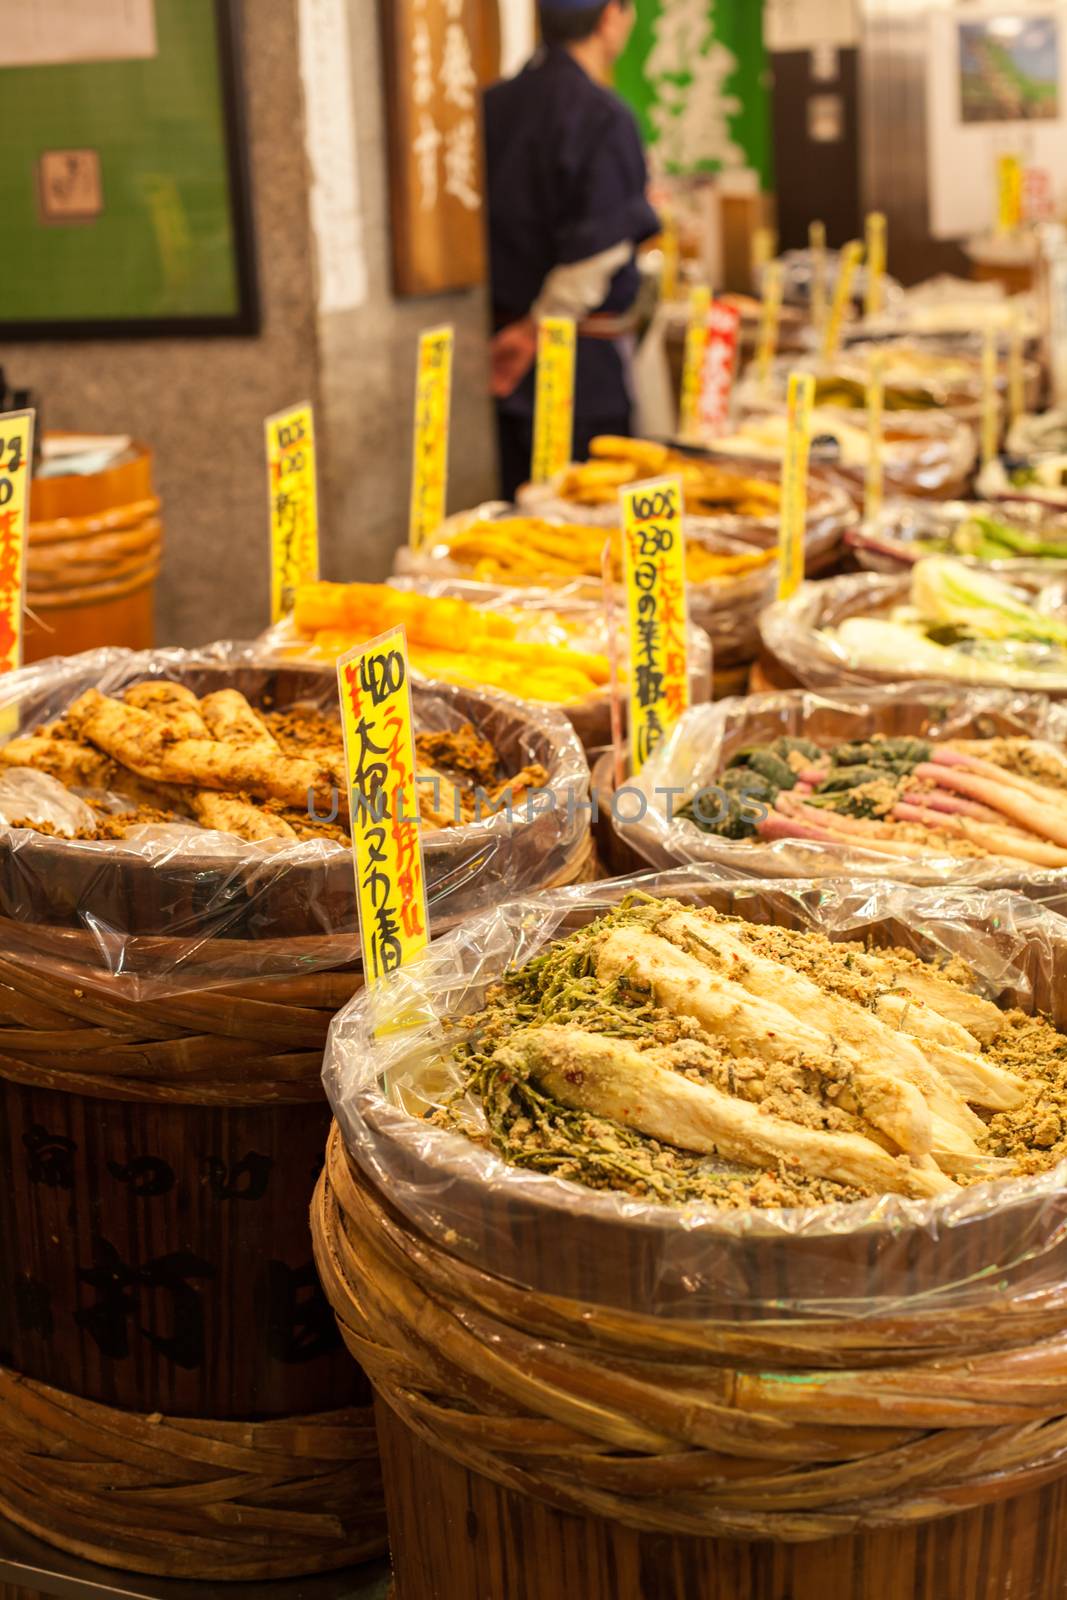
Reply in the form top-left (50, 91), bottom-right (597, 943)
top-left (757, 262), bottom-right (784, 397)
top-left (531, 316), bottom-right (577, 485)
top-left (678, 286), bottom-right (711, 439)
top-left (809, 220), bottom-right (827, 335)
top-left (336, 626), bottom-right (429, 991)
top-left (601, 536), bottom-right (627, 791)
top-left (409, 325), bottom-right (454, 550)
top-left (981, 325), bottom-right (1000, 467)
top-left (997, 154), bottom-right (1022, 237)
top-left (865, 212), bottom-right (887, 320)
top-left (821, 240), bottom-right (863, 361)
top-left (265, 402), bottom-right (319, 624)
top-left (751, 225), bottom-right (776, 290)
top-left (777, 373), bottom-right (816, 603)
top-left (619, 476), bottom-right (690, 776)
top-left (0, 408), bottom-right (34, 739)
top-left (660, 208), bottom-right (679, 304)
top-left (865, 355), bottom-right (886, 525)
top-left (1008, 312), bottom-right (1026, 426)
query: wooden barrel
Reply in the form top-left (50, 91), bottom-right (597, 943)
top-left (313, 875), bottom-right (1067, 1600)
top-left (0, 658), bottom-right (591, 1581)
top-left (25, 438), bottom-right (160, 663)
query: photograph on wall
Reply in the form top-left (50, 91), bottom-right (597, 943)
top-left (958, 15), bottom-right (1059, 123)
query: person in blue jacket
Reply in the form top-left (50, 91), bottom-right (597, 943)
top-left (484, 0), bottom-right (661, 498)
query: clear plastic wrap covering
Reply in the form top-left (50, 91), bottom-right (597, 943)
top-left (0, 644), bottom-right (591, 997)
top-left (621, 682), bottom-right (1067, 892)
top-left (322, 866), bottom-right (1067, 1320)
top-left (707, 407), bottom-right (976, 504)
top-left (854, 275), bottom-right (1039, 343)
top-left (267, 572), bottom-right (712, 745)
top-left (512, 470), bottom-right (855, 665)
top-left (848, 497), bottom-right (1067, 575)
top-left (1008, 410), bottom-right (1067, 455)
top-left (757, 248), bottom-right (903, 316)
top-left (978, 453), bottom-right (1067, 510)
top-left (760, 568), bottom-right (1067, 696)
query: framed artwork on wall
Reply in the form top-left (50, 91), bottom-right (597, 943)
top-left (0, 0), bottom-right (259, 339)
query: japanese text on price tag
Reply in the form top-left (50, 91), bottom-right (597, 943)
top-left (619, 476), bottom-right (690, 774)
top-left (997, 154), bottom-right (1022, 235)
top-left (0, 409), bottom-right (34, 682)
top-left (678, 286), bottom-right (711, 438)
top-left (821, 239), bottom-right (863, 360)
top-left (777, 373), bottom-right (815, 602)
top-left (699, 299), bottom-right (741, 436)
top-left (531, 316), bottom-right (576, 484)
top-left (337, 626), bottom-right (429, 986)
top-left (265, 402), bottom-right (319, 624)
top-left (409, 325), bottom-right (454, 550)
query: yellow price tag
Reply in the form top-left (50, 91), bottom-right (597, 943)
top-left (822, 240), bottom-right (863, 360)
top-left (531, 316), bottom-right (576, 484)
top-left (619, 476), bottom-right (690, 774)
top-left (336, 625), bottom-right (429, 986)
top-left (751, 225), bottom-right (776, 288)
top-left (409, 325), bottom-right (454, 549)
top-left (1008, 313), bottom-right (1026, 425)
top-left (265, 402), bottom-right (319, 624)
top-left (756, 262), bottom-right (784, 394)
top-left (809, 220), bottom-right (827, 334)
top-left (679, 286), bottom-right (710, 439)
top-left (865, 356), bottom-right (886, 524)
top-left (981, 326), bottom-right (1000, 467)
top-left (865, 212), bottom-right (887, 319)
top-left (777, 373), bottom-right (815, 603)
top-left (997, 154), bottom-right (1023, 236)
top-left (0, 409), bottom-right (33, 737)
top-left (660, 208), bottom-right (680, 304)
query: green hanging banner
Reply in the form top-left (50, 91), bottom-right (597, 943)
top-left (614, 0), bottom-right (772, 189)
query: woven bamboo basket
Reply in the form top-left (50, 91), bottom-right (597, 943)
top-left (0, 657), bottom-right (595, 1581)
top-left (312, 874), bottom-right (1067, 1600)
top-left (26, 438), bottom-right (161, 662)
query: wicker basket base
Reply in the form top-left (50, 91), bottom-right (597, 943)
top-left (0, 1366), bottom-right (386, 1581)
top-left (375, 1399), bottom-right (1067, 1600)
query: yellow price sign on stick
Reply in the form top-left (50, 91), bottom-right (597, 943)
top-left (619, 476), bottom-right (690, 774)
top-left (777, 373), bottom-right (816, 603)
top-left (0, 409), bottom-right (33, 675)
top-left (409, 325), bottom-right (454, 550)
top-left (757, 261), bottom-right (784, 394)
top-left (997, 154), bottom-right (1023, 236)
top-left (981, 326), bottom-right (1000, 467)
top-left (531, 316), bottom-right (576, 484)
top-left (809, 220), bottom-right (827, 334)
top-left (865, 212), bottom-right (887, 319)
top-left (678, 286), bottom-right (711, 439)
top-left (659, 208), bottom-right (679, 304)
top-left (751, 225), bottom-right (776, 288)
top-left (336, 625), bottom-right (429, 987)
top-left (865, 355), bottom-right (886, 524)
top-left (1008, 313), bottom-right (1026, 425)
top-left (822, 239), bottom-right (863, 360)
top-left (265, 402), bottom-right (319, 624)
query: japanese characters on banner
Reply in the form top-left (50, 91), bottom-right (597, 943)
top-left (698, 299), bottom-right (741, 437)
top-left (409, 325), bottom-right (454, 549)
top-left (531, 316), bottom-right (576, 484)
top-left (336, 625), bottom-right (429, 985)
top-left (619, 477), bottom-right (690, 775)
top-left (777, 372), bottom-right (815, 603)
top-left (265, 403), bottom-right (320, 624)
top-left (0, 409), bottom-right (33, 681)
top-left (382, 0), bottom-right (489, 295)
top-left (821, 238), bottom-right (863, 360)
top-left (678, 285), bottom-right (711, 438)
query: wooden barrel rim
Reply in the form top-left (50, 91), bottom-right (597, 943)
top-left (0, 1364), bottom-right (385, 1581)
top-left (29, 495), bottom-right (162, 544)
top-left (311, 1130), bottom-right (1067, 1544)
